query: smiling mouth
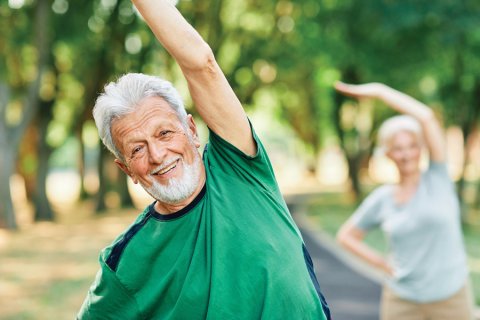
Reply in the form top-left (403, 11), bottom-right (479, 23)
top-left (152, 159), bottom-right (179, 176)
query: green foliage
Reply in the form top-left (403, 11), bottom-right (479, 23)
top-left (27, 0), bottom-right (480, 158)
top-left (2, 0), bottom-right (480, 222)
top-left (4, 0), bottom-right (480, 148)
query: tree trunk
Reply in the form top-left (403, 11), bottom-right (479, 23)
top-left (0, 0), bottom-right (50, 229)
top-left (118, 175), bottom-right (133, 208)
top-left (33, 100), bottom-right (54, 222)
top-left (334, 67), bottom-right (364, 200)
top-left (95, 147), bottom-right (108, 213)
top-left (76, 128), bottom-right (89, 200)
top-left (346, 155), bottom-right (362, 199)
top-left (0, 82), bottom-right (17, 229)
top-left (0, 140), bottom-right (17, 229)
top-left (468, 80), bottom-right (480, 210)
top-left (455, 101), bottom-right (480, 220)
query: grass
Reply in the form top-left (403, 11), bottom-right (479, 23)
top-left (0, 202), bottom-right (139, 320)
top-left (304, 192), bottom-right (480, 306)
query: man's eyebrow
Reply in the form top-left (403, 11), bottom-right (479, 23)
top-left (123, 120), bottom-right (176, 145)
top-left (123, 136), bottom-right (146, 148)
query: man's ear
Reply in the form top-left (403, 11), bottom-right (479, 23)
top-left (114, 159), bottom-right (138, 184)
top-left (187, 114), bottom-right (201, 148)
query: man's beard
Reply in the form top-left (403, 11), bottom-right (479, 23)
top-left (141, 148), bottom-right (202, 205)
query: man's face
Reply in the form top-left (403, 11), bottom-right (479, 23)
top-left (111, 96), bottom-right (204, 204)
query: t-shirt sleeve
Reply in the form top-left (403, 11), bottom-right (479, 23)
top-left (77, 258), bottom-right (141, 320)
top-left (423, 161), bottom-right (460, 211)
top-left (350, 186), bottom-right (388, 231)
top-left (205, 120), bottom-right (278, 191)
top-left (425, 161), bottom-right (455, 188)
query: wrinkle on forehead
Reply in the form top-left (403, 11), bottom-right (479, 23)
top-left (111, 101), bottom-right (184, 154)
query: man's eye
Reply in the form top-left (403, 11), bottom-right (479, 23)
top-left (132, 146), bottom-right (143, 155)
top-left (160, 130), bottom-right (173, 136)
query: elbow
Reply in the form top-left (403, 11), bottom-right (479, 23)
top-left (336, 222), bottom-right (361, 250)
top-left (181, 41), bottom-right (217, 73)
top-left (419, 108), bottom-right (437, 124)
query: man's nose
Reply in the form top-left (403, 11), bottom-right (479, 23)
top-left (148, 141), bottom-right (166, 164)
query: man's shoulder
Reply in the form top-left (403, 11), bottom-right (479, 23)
top-left (102, 206), bottom-right (153, 272)
top-left (202, 124), bottom-right (281, 196)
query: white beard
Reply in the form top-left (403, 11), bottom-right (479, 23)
top-left (142, 150), bottom-right (202, 205)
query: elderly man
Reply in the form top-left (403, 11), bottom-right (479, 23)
top-left (77, 1), bottom-right (331, 319)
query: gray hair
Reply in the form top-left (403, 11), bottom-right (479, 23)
top-left (93, 73), bottom-right (188, 161)
top-left (377, 115), bottom-right (423, 153)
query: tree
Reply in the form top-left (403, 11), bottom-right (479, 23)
top-left (0, 0), bottom-right (51, 229)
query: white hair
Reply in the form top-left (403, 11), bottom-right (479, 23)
top-left (93, 73), bottom-right (188, 161)
top-left (377, 115), bottom-right (423, 152)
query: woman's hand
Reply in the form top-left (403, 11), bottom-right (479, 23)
top-left (334, 80), bottom-right (446, 162)
top-left (377, 259), bottom-right (394, 277)
top-left (334, 81), bottom-right (386, 99)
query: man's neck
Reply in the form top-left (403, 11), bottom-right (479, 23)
top-left (154, 174), bottom-right (206, 215)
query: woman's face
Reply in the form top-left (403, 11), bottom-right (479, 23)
top-left (386, 130), bottom-right (422, 177)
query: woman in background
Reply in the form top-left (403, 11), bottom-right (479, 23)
top-left (335, 81), bottom-right (474, 320)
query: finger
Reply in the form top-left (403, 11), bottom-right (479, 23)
top-left (334, 81), bottom-right (350, 91)
top-left (334, 82), bottom-right (361, 97)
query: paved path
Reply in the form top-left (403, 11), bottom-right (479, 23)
top-left (287, 196), bottom-right (382, 320)
top-left (301, 224), bottom-right (382, 320)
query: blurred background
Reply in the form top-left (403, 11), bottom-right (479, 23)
top-left (0, 0), bottom-right (479, 318)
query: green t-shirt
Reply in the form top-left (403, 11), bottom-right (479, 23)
top-left (77, 127), bottom-right (329, 319)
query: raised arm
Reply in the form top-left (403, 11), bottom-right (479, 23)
top-left (335, 81), bottom-right (446, 162)
top-left (131, 0), bottom-right (255, 155)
